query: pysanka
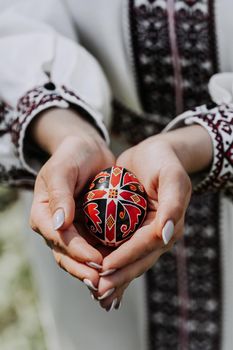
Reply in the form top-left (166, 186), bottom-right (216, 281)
top-left (82, 166), bottom-right (148, 247)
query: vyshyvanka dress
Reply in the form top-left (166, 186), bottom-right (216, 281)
top-left (0, 1), bottom-right (232, 349)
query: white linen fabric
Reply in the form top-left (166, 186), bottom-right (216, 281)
top-left (0, 1), bottom-right (147, 349)
top-left (0, 0), bottom-right (111, 115)
top-left (0, 0), bottom-right (232, 349)
top-left (0, 0), bottom-right (111, 185)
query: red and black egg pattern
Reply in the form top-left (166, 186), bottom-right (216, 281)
top-left (82, 166), bottom-right (147, 247)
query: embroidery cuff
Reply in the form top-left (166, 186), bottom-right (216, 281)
top-left (164, 103), bottom-right (233, 196)
top-left (12, 83), bottom-right (109, 177)
top-left (0, 103), bottom-right (35, 187)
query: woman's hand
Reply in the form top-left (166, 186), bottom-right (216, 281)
top-left (95, 125), bottom-right (213, 310)
top-left (29, 108), bottom-right (115, 290)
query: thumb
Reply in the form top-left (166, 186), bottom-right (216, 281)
top-left (47, 171), bottom-right (77, 231)
top-left (153, 166), bottom-right (191, 245)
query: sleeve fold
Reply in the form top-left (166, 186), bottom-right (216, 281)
top-left (164, 103), bottom-right (233, 199)
top-left (0, 1), bottom-right (111, 188)
top-left (0, 102), bottom-right (35, 187)
top-left (14, 83), bottom-right (110, 176)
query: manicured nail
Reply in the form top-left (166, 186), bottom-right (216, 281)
top-left (90, 292), bottom-right (98, 301)
top-left (99, 269), bottom-right (116, 277)
top-left (115, 300), bottom-right (122, 310)
top-left (83, 279), bottom-right (98, 292)
top-left (53, 208), bottom-right (65, 230)
top-left (106, 298), bottom-right (118, 312)
top-left (110, 298), bottom-right (118, 311)
top-left (162, 220), bottom-right (175, 245)
top-left (98, 288), bottom-right (115, 300)
top-left (86, 262), bottom-right (102, 270)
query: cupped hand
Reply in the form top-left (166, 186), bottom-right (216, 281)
top-left (96, 136), bottom-right (192, 310)
top-left (30, 134), bottom-right (115, 290)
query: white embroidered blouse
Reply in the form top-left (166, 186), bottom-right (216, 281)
top-left (0, 1), bottom-right (232, 349)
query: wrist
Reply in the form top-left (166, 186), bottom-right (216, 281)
top-left (29, 108), bottom-right (105, 154)
top-left (161, 125), bottom-right (213, 173)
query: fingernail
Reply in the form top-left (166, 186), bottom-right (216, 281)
top-left (99, 269), bottom-right (116, 277)
top-left (53, 208), bottom-right (65, 230)
top-left (98, 288), bottom-right (115, 300)
top-left (115, 300), bottom-right (122, 310)
top-left (90, 292), bottom-right (98, 301)
top-left (162, 220), bottom-right (175, 245)
top-left (83, 279), bottom-right (98, 292)
top-left (106, 298), bottom-right (118, 312)
top-left (110, 298), bottom-right (118, 311)
top-left (86, 262), bottom-right (102, 270)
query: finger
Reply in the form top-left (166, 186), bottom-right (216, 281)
top-left (99, 247), bottom-right (163, 300)
top-left (101, 221), bottom-right (163, 272)
top-left (101, 215), bottom-right (183, 273)
top-left (52, 249), bottom-right (100, 289)
top-left (30, 201), bottom-right (103, 266)
top-left (40, 157), bottom-right (78, 231)
top-left (39, 139), bottom-right (114, 231)
top-left (154, 164), bottom-right (191, 245)
top-left (98, 283), bottom-right (129, 311)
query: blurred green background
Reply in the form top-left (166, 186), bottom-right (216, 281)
top-left (0, 187), bottom-right (46, 350)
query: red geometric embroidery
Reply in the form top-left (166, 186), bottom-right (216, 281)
top-left (185, 103), bottom-right (233, 195)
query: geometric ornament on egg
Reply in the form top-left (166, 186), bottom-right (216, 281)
top-left (82, 166), bottom-right (148, 247)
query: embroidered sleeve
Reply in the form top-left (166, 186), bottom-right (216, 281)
top-left (0, 4), bottom-right (111, 187)
top-left (164, 103), bottom-right (233, 199)
top-left (0, 102), bottom-right (35, 188)
top-left (0, 83), bottom-right (110, 188)
top-left (15, 83), bottom-right (109, 176)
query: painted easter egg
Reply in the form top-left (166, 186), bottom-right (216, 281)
top-left (82, 166), bottom-right (147, 247)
